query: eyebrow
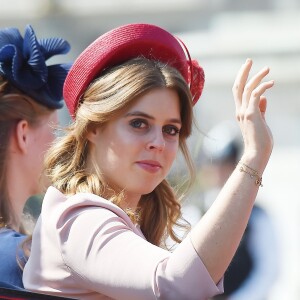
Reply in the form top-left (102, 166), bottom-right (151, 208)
top-left (125, 111), bottom-right (182, 125)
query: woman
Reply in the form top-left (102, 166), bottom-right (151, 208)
top-left (0, 24), bottom-right (71, 287)
top-left (23, 23), bottom-right (274, 300)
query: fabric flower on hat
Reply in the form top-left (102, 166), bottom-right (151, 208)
top-left (189, 59), bottom-right (205, 104)
top-left (0, 24), bottom-right (71, 108)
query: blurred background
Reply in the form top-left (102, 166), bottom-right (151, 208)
top-left (1, 0), bottom-right (299, 299)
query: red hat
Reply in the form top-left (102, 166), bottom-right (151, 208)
top-left (63, 23), bottom-right (204, 118)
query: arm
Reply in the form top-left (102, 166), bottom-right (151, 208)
top-left (61, 207), bottom-right (222, 300)
top-left (190, 59), bottom-right (274, 283)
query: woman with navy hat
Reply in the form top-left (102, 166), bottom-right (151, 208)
top-left (0, 24), bottom-right (71, 288)
top-left (23, 23), bottom-right (274, 299)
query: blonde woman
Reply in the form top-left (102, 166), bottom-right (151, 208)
top-left (0, 24), bottom-right (71, 288)
top-left (23, 24), bottom-right (274, 300)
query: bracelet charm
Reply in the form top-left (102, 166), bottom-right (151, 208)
top-left (238, 161), bottom-right (263, 187)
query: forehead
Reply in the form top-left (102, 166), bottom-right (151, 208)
top-left (126, 88), bottom-right (181, 117)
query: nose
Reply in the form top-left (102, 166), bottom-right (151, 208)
top-left (146, 128), bottom-right (165, 152)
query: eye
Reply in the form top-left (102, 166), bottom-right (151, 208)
top-left (129, 119), bottom-right (148, 129)
top-left (163, 125), bottom-right (180, 136)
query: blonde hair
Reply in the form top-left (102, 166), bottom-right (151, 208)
top-left (0, 77), bottom-right (54, 233)
top-left (46, 57), bottom-right (195, 247)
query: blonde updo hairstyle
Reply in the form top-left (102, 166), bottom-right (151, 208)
top-left (45, 57), bottom-right (195, 247)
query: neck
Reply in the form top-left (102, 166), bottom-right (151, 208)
top-left (121, 194), bottom-right (140, 211)
top-left (6, 157), bottom-right (33, 232)
top-left (103, 189), bottom-right (141, 223)
top-left (102, 184), bottom-right (141, 212)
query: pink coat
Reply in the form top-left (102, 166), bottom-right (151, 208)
top-left (23, 187), bottom-right (223, 300)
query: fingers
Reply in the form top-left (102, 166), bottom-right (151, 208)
top-left (232, 59), bottom-right (274, 112)
top-left (232, 58), bottom-right (253, 108)
top-left (259, 96), bottom-right (267, 120)
top-left (242, 66), bottom-right (270, 106)
top-left (259, 96), bottom-right (267, 111)
top-left (232, 59), bottom-right (274, 161)
top-left (248, 80), bottom-right (274, 109)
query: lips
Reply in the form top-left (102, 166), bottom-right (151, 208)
top-left (136, 160), bottom-right (162, 173)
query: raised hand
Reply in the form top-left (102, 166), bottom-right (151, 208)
top-left (232, 59), bottom-right (274, 166)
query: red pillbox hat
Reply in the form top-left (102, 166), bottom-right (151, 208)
top-left (63, 23), bottom-right (204, 118)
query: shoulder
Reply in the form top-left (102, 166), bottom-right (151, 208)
top-left (40, 186), bottom-right (141, 236)
top-left (43, 186), bottom-right (123, 212)
top-left (0, 229), bottom-right (26, 288)
top-left (0, 228), bottom-right (26, 247)
top-left (0, 229), bottom-right (26, 258)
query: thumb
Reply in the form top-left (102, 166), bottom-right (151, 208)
top-left (259, 96), bottom-right (267, 119)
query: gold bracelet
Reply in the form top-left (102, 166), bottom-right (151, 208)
top-left (238, 161), bottom-right (263, 187)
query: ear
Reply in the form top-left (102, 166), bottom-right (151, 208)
top-left (14, 120), bottom-right (30, 154)
top-left (86, 126), bottom-right (100, 145)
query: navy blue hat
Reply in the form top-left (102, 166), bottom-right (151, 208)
top-left (0, 24), bottom-right (71, 109)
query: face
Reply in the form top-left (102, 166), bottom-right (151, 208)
top-left (87, 88), bottom-right (181, 207)
top-left (27, 110), bottom-right (59, 194)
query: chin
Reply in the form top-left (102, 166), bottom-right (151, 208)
top-left (138, 184), bottom-right (160, 196)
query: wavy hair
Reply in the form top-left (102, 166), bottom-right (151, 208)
top-left (46, 57), bottom-right (195, 247)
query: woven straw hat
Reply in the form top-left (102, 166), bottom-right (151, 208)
top-left (63, 23), bottom-right (204, 118)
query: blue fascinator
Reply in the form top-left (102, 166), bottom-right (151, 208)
top-left (0, 24), bottom-right (71, 109)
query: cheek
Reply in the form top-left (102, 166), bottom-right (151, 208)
top-left (41, 129), bottom-right (55, 152)
top-left (165, 143), bottom-right (179, 164)
top-left (113, 129), bottom-right (143, 155)
top-left (104, 137), bottom-right (137, 165)
top-left (31, 135), bottom-right (54, 174)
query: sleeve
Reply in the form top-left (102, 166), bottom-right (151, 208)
top-left (59, 207), bottom-right (223, 300)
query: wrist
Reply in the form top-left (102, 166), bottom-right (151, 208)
top-left (237, 160), bottom-right (263, 187)
top-left (239, 152), bottom-right (271, 175)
